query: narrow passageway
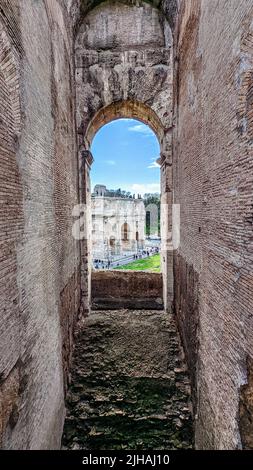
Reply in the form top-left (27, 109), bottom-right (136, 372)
top-left (62, 310), bottom-right (193, 450)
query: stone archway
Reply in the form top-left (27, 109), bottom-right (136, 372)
top-left (121, 222), bottom-right (131, 251)
top-left (76, 0), bottom-right (174, 313)
top-left (122, 223), bottom-right (129, 242)
top-left (85, 100), bottom-right (165, 147)
top-left (109, 236), bottom-right (116, 255)
top-left (69, 0), bottom-right (179, 35)
top-left (80, 102), bottom-right (173, 313)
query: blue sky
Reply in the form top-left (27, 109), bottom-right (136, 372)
top-left (91, 118), bottom-right (160, 196)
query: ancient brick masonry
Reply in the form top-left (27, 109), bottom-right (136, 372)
top-left (174, 0), bottom-right (253, 450)
top-left (0, 0), bottom-right (80, 449)
top-left (0, 0), bottom-right (253, 451)
top-left (0, 0), bottom-right (23, 449)
top-left (91, 271), bottom-right (164, 310)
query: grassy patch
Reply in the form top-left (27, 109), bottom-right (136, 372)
top-left (114, 254), bottom-right (161, 272)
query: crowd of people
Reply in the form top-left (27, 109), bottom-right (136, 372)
top-left (93, 245), bottom-right (160, 270)
top-left (93, 259), bottom-right (112, 270)
top-left (132, 246), bottom-right (159, 260)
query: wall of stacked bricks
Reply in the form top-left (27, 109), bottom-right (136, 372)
top-left (174, 0), bottom-right (253, 450)
top-left (91, 270), bottom-right (164, 310)
top-left (0, 0), bottom-right (253, 452)
top-left (0, 0), bottom-right (81, 449)
top-left (0, 0), bottom-right (176, 449)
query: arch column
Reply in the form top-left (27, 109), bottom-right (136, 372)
top-left (160, 129), bottom-right (174, 313)
top-left (79, 148), bottom-right (93, 316)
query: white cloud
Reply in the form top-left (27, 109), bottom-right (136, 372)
top-left (148, 158), bottom-right (160, 169)
top-left (128, 123), bottom-right (154, 136)
top-left (129, 183), bottom-right (160, 196)
top-left (105, 160), bottom-right (116, 166)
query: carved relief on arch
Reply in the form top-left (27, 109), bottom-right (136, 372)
top-left (75, 1), bottom-right (173, 139)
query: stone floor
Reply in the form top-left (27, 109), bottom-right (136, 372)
top-left (62, 310), bottom-right (193, 450)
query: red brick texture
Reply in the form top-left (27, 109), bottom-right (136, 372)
top-left (174, 0), bottom-right (253, 449)
top-left (91, 270), bottom-right (163, 310)
top-left (0, 2), bottom-right (23, 448)
top-left (0, 1), bottom-right (81, 449)
top-left (1, 0), bottom-right (253, 451)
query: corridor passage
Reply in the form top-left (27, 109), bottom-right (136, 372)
top-left (62, 310), bottom-right (193, 450)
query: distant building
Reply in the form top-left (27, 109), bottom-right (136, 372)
top-left (93, 184), bottom-right (107, 197)
top-left (92, 185), bottom-right (145, 260)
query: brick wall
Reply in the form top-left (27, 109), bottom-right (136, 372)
top-left (92, 270), bottom-right (163, 310)
top-left (0, 1), bottom-right (23, 449)
top-left (0, 0), bottom-right (80, 449)
top-left (1, 0), bottom-right (252, 451)
top-left (174, 0), bottom-right (253, 449)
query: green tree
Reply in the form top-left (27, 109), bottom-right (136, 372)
top-left (143, 193), bottom-right (160, 236)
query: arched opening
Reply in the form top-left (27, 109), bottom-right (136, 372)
top-left (85, 100), bottom-right (165, 148)
top-left (122, 222), bottom-right (130, 244)
top-left (75, 0), bottom-right (174, 315)
top-left (89, 113), bottom-right (162, 274)
top-left (109, 236), bottom-right (116, 255)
